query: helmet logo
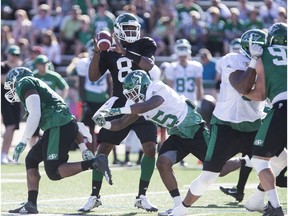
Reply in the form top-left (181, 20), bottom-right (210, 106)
top-left (131, 72), bottom-right (143, 85)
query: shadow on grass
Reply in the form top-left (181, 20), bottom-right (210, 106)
top-left (63, 212), bottom-right (139, 216)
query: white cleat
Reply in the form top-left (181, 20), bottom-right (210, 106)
top-left (169, 204), bottom-right (188, 216)
top-left (158, 208), bottom-right (172, 216)
top-left (244, 197), bottom-right (266, 212)
top-left (78, 195), bottom-right (102, 212)
top-left (134, 195), bottom-right (158, 212)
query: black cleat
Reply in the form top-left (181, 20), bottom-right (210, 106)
top-left (263, 201), bottom-right (284, 216)
top-left (92, 154), bottom-right (113, 185)
top-left (9, 201), bottom-right (38, 214)
top-left (219, 186), bottom-right (244, 202)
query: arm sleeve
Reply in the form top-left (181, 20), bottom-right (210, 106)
top-left (21, 94), bottom-right (41, 143)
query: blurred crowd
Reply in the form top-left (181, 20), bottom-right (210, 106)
top-left (1, 0), bottom-right (287, 61)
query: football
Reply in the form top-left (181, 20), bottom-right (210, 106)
top-left (96, 31), bottom-right (112, 51)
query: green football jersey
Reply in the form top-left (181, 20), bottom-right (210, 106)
top-left (261, 45), bottom-right (287, 102)
top-left (16, 77), bottom-right (74, 131)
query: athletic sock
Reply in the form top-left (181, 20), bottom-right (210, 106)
top-left (266, 189), bottom-right (280, 208)
top-left (91, 169), bottom-right (103, 196)
top-left (236, 166), bottom-right (252, 193)
top-left (138, 155), bottom-right (155, 196)
top-left (28, 190), bottom-right (38, 205)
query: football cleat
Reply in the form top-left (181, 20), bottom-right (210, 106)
top-left (219, 186), bottom-right (244, 202)
top-left (263, 201), bottom-right (284, 216)
top-left (158, 208), bottom-right (172, 216)
top-left (244, 193), bottom-right (266, 212)
top-left (78, 195), bottom-right (102, 212)
top-left (9, 201), bottom-right (38, 214)
top-left (135, 195), bottom-right (158, 212)
top-left (92, 154), bottom-right (113, 185)
top-left (169, 204), bottom-right (188, 216)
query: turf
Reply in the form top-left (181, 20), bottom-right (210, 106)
top-left (1, 150), bottom-right (287, 216)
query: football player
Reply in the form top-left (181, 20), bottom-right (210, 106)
top-left (5, 67), bottom-right (112, 214)
top-left (79, 13), bottom-right (158, 212)
top-left (240, 22), bottom-right (287, 216)
top-left (171, 29), bottom-right (269, 216)
top-left (93, 70), bottom-right (248, 216)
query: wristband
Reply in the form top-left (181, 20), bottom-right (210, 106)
top-left (120, 106), bottom-right (132, 114)
top-left (103, 121), bottom-right (111, 129)
top-left (249, 58), bottom-right (257, 69)
top-left (125, 50), bottom-right (141, 64)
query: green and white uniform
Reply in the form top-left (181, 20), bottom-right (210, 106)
top-left (253, 45), bottom-right (287, 157)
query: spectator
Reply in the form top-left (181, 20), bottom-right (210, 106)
top-left (176, 0), bottom-right (204, 24)
top-left (186, 10), bottom-right (206, 54)
top-left (210, 0), bottom-right (231, 21)
top-left (1, 25), bottom-right (15, 61)
top-left (205, 6), bottom-right (225, 56)
top-left (90, 0), bottom-right (115, 34)
top-left (274, 7), bottom-right (287, 23)
top-left (1, 45), bottom-right (23, 164)
top-left (75, 15), bottom-right (93, 55)
top-left (237, 0), bottom-right (254, 21)
top-left (224, 8), bottom-right (245, 54)
top-left (41, 30), bottom-right (61, 67)
top-left (12, 9), bottom-right (32, 44)
top-left (259, 0), bottom-right (279, 28)
top-left (23, 46), bottom-right (55, 72)
top-left (198, 48), bottom-right (217, 81)
top-left (244, 7), bottom-right (264, 30)
top-left (60, 5), bottom-right (82, 54)
top-left (17, 38), bottom-right (30, 61)
top-left (31, 4), bottom-right (54, 45)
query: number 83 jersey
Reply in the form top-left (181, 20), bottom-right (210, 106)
top-left (98, 37), bottom-right (157, 106)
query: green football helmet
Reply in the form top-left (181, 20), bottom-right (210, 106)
top-left (240, 29), bottom-right (267, 58)
top-left (174, 39), bottom-right (192, 56)
top-left (4, 67), bottom-right (34, 103)
top-left (122, 70), bottom-right (151, 102)
top-left (267, 22), bottom-right (287, 46)
top-left (229, 38), bottom-right (241, 53)
top-left (114, 13), bottom-right (141, 43)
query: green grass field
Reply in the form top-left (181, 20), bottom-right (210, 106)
top-left (1, 150), bottom-right (287, 216)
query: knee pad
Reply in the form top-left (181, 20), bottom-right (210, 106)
top-left (251, 158), bottom-right (271, 175)
top-left (270, 149), bottom-right (287, 176)
top-left (189, 171), bottom-right (219, 196)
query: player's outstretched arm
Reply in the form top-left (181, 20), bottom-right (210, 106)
top-left (88, 35), bottom-right (102, 81)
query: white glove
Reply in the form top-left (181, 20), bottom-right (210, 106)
top-left (82, 149), bottom-right (95, 161)
top-left (249, 44), bottom-right (263, 59)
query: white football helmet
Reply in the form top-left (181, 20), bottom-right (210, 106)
top-left (114, 13), bottom-right (141, 43)
top-left (174, 39), bottom-right (192, 56)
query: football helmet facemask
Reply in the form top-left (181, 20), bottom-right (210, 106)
top-left (174, 39), bottom-right (192, 57)
top-left (240, 29), bottom-right (267, 59)
top-left (123, 70), bottom-right (151, 103)
top-left (267, 22), bottom-right (287, 46)
top-left (114, 13), bottom-right (141, 43)
top-left (4, 67), bottom-right (34, 103)
top-left (229, 38), bottom-right (241, 53)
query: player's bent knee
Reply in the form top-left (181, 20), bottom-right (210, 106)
top-left (251, 158), bottom-right (271, 175)
top-left (45, 167), bottom-right (62, 181)
top-left (25, 155), bottom-right (39, 170)
top-left (156, 155), bottom-right (173, 171)
top-left (189, 171), bottom-right (219, 196)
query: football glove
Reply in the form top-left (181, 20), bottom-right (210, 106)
top-left (82, 149), bottom-right (95, 161)
top-left (13, 142), bottom-right (27, 162)
top-left (92, 114), bottom-right (106, 127)
top-left (100, 108), bottom-right (121, 117)
top-left (249, 44), bottom-right (263, 59)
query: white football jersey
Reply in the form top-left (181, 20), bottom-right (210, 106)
top-left (164, 60), bottom-right (203, 103)
top-left (213, 53), bottom-right (266, 123)
top-left (76, 57), bottom-right (109, 93)
top-left (140, 81), bottom-right (188, 128)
